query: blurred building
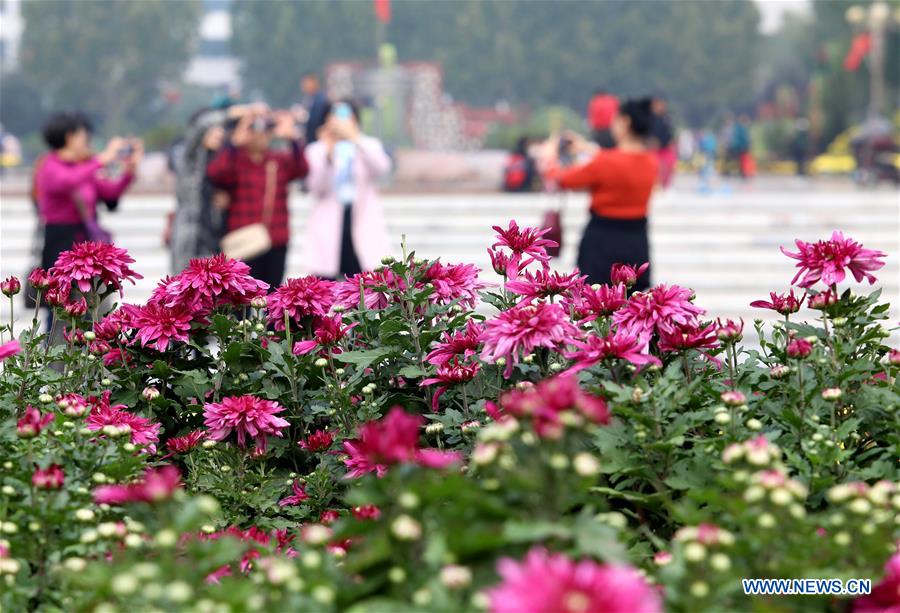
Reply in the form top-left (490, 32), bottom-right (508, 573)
top-left (327, 60), bottom-right (522, 150)
top-left (0, 0), bottom-right (24, 73)
top-left (183, 0), bottom-right (240, 88)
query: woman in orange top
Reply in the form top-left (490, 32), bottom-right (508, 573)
top-left (544, 98), bottom-right (658, 289)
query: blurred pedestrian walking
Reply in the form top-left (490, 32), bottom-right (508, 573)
top-left (649, 96), bottom-right (676, 188)
top-left (502, 136), bottom-right (538, 192)
top-left (724, 114), bottom-right (752, 178)
top-left (302, 100), bottom-right (392, 279)
top-left (301, 72), bottom-right (330, 145)
top-left (542, 98), bottom-right (658, 289)
top-left (207, 108), bottom-right (309, 287)
top-left (587, 89), bottom-right (619, 148)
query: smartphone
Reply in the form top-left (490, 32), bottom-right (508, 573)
top-left (118, 142), bottom-right (134, 159)
top-left (334, 103), bottom-right (353, 120)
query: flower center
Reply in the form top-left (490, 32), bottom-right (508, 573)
top-left (563, 591), bottom-right (591, 612)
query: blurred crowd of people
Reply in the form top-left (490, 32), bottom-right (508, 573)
top-left (29, 72), bottom-right (393, 294)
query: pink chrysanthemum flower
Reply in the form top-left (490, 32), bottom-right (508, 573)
top-left (781, 231), bottom-right (886, 288)
top-left (610, 262), bottom-right (650, 288)
top-left (505, 269), bottom-right (586, 303)
top-left (0, 340), bottom-right (21, 362)
top-left (423, 261), bottom-right (487, 308)
top-left (420, 359), bottom-right (481, 411)
top-left (352, 504), bottom-right (382, 520)
top-left (93, 465), bottom-right (181, 505)
top-left (292, 315), bottom-right (358, 356)
top-left (342, 407), bottom-right (461, 479)
top-left (658, 322), bottom-right (720, 354)
top-left (159, 255), bottom-right (269, 313)
top-left (85, 391), bottom-right (161, 452)
top-left (28, 267), bottom-right (50, 290)
top-left (500, 376), bottom-right (610, 438)
top-left (481, 302), bottom-right (578, 377)
top-left (487, 547), bottom-right (662, 613)
top-left (32, 464), bottom-right (65, 490)
top-left (564, 329), bottom-right (660, 373)
top-left (425, 319), bottom-right (484, 366)
top-left (488, 247), bottom-right (524, 278)
top-left (278, 480), bottom-right (309, 507)
top-left (16, 406), bottom-right (55, 438)
top-left (613, 284), bottom-right (705, 337)
top-left (267, 276), bottom-right (335, 330)
top-left (854, 550), bottom-right (900, 613)
top-left (573, 283), bottom-right (625, 318)
top-left (50, 241), bottom-right (142, 294)
top-left (299, 429), bottom-right (335, 453)
top-left (203, 395), bottom-right (289, 448)
top-left (491, 220), bottom-right (557, 267)
top-left (750, 289), bottom-right (805, 315)
top-left (335, 269), bottom-right (406, 310)
top-left (166, 430), bottom-right (205, 455)
top-left (93, 309), bottom-right (126, 342)
top-left (787, 337), bottom-right (813, 359)
top-left (121, 302), bottom-right (193, 352)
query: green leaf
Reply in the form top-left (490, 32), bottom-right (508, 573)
top-left (334, 347), bottom-right (396, 368)
top-left (502, 520), bottom-right (571, 543)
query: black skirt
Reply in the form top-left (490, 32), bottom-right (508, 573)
top-left (577, 214), bottom-right (650, 290)
top-left (23, 223), bottom-right (87, 308)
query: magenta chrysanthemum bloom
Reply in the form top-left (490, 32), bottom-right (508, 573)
top-left (487, 547), bottom-right (662, 613)
top-left (491, 220), bottom-right (557, 267)
top-left (500, 376), bottom-right (610, 438)
top-left (488, 247), bottom-right (524, 278)
top-left (159, 255), bottom-right (269, 313)
top-left (781, 231), bottom-right (886, 288)
top-left (658, 322), bottom-right (720, 354)
top-left (203, 395), bottom-right (289, 448)
top-left (1, 276), bottom-right (21, 296)
top-left (786, 337), bottom-right (813, 359)
top-left (299, 429), bottom-right (335, 453)
top-left (121, 302), bottom-right (193, 352)
top-left (32, 464), bottom-right (65, 490)
top-left (610, 262), bottom-right (649, 288)
top-left (28, 267), bottom-right (50, 290)
top-left (93, 309), bottom-right (126, 342)
top-left (750, 289), bottom-right (805, 315)
top-left (854, 551), bottom-right (900, 613)
top-left (93, 465), bottom-right (182, 505)
top-left (481, 302), bottom-right (578, 377)
top-left (166, 430), bottom-right (205, 455)
top-left (505, 269), bottom-right (586, 303)
top-left (85, 391), bottom-right (161, 452)
top-left (564, 329), bottom-right (660, 373)
top-left (50, 241), bottom-right (142, 294)
top-left (0, 340), bottom-right (20, 362)
top-left (613, 284), bottom-right (705, 337)
top-left (335, 269), bottom-right (406, 310)
top-left (420, 359), bottom-right (481, 411)
top-left (426, 319), bottom-right (484, 366)
top-left (16, 406), bottom-right (55, 438)
top-left (292, 315), bottom-right (357, 355)
top-left (424, 261), bottom-right (487, 308)
top-left (342, 407), bottom-right (461, 479)
top-left (278, 480), bottom-right (309, 507)
top-left (267, 276), bottom-right (335, 330)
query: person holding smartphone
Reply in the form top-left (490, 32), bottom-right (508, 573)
top-left (302, 100), bottom-right (392, 279)
top-left (541, 98), bottom-right (658, 289)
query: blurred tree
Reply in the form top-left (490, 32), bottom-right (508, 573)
top-left (0, 72), bottom-right (45, 136)
top-left (231, 0), bottom-right (760, 127)
top-left (19, 0), bottom-right (201, 134)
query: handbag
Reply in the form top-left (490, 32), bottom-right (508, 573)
top-left (74, 193), bottom-right (113, 244)
top-left (221, 160), bottom-right (277, 261)
top-left (540, 192), bottom-right (565, 258)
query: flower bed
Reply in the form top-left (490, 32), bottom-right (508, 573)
top-left (0, 224), bottom-right (897, 612)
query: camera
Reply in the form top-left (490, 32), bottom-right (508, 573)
top-left (118, 142), bottom-right (134, 159)
top-left (251, 115), bottom-right (276, 133)
top-left (558, 136), bottom-right (575, 166)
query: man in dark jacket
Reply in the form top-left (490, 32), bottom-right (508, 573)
top-left (301, 72), bottom-right (330, 144)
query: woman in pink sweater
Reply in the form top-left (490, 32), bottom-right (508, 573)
top-left (301, 101), bottom-right (392, 279)
top-left (34, 112), bottom-right (140, 274)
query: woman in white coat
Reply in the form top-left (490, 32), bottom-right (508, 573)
top-left (302, 100), bottom-right (393, 279)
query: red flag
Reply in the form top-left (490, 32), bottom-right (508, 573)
top-left (843, 32), bottom-right (871, 72)
top-left (374, 0), bottom-right (391, 24)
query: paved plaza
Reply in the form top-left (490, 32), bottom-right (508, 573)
top-left (1, 176), bottom-right (898, 334)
